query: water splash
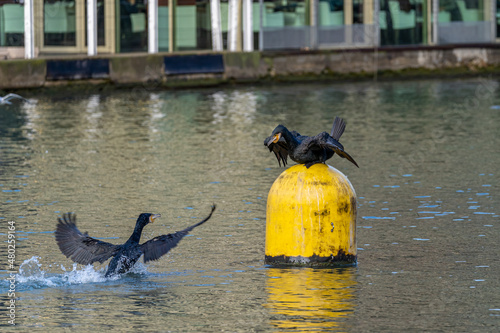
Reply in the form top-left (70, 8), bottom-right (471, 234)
top-left (15, 256), bottom-right (108, 289)
top-left (14, 256), bottom-right (149, 290)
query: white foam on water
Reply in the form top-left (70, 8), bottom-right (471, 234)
top-left (15, 256), bottom-right (150, 289)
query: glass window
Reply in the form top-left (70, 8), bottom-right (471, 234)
top-left (118, 0), bottom-right (147, 52)
top-left (262, 0), bottom-right (307, 28)
top-left (437, 0), bottom-right (491, 44)
top-left (252, 0), bottom-right (260, 50)
top-left (353, 0), bottom-right (364, 24)
top-left (175, 0), bottom-right (197, 50)
top-left (97, 0), bottom-right (105, 45)
top-left (439, 0), bottom-right (483, 22)
top-left (172, 0), bottom-right (211, 51)
top-left (158, 0), bottom-right (169, 51)
top-left (319, 0), bottom-right (344, 27)
top-left (44, 0), bottom-right (77, 46)
top-left (220, 0), bottom-right (228, 48)
top-left (379, 0), bottom-right (427, 46)
top-left (318, 0), bottom-right (344, 45)
top-left (0, 3), bottom-right (25, 47)
top-left (318, 0), bottom-right (373, 46)
top-left (353, 0), bottom-right (375, 44)
top-left (261, 0), bottom-right (310, 49)
top-left (195, 0), bottom-right (211, 50)
top-left (497, 0), bottom-right (500, 38)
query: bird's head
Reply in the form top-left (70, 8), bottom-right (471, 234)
top-left (136, 213), bottom-right (161, 228)
top-left (266, 125), bottom-right (287, 147)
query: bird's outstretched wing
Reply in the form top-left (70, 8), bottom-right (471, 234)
top-left (141, 205), bottom-right (216, 263)
top-left (55, 213), bottom-right (121, 265)
top-left (323, 136), bottom-right (359, 168)
top-left (264, 135), bottom-right (289, 167)
top-left (330, 117), bottom-right (346, 141)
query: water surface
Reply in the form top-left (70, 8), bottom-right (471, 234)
top-left (1, 78), bottom-right (499, 331)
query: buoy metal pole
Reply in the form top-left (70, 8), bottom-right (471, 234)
top-left (265, 163), bottom-right (357, 266)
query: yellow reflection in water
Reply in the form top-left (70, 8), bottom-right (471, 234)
top-left (265, 268), bottom-right (357, 331)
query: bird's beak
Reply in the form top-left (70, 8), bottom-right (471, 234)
top-left (271, 133), bottom-right (281, 144)
top-left (149, 214), bottom-right (161, 223)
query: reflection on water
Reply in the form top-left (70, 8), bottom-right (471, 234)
top-left (0, 78), bottom-right (499, 331)
top-left (265, 268), bottom-right (356, 331)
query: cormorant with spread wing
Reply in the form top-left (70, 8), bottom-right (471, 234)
top-left (264, 117), bottom-right (359, 168)
top-left (55, 205), bottom-right (216, 277)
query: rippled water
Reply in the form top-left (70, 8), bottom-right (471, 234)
top-left (1, 78), bottom-right (499, 331)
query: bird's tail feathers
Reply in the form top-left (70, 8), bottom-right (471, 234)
top-left (330, 117), bottom-right (346, 141)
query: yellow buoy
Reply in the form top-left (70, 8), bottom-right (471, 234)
top-left (265, 163), bottom-right (357, 266)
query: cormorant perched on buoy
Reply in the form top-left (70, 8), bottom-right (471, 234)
top-left (264, 117), bottom-right (359, 168)
top-left (55, 205), bottom-right (216, 277)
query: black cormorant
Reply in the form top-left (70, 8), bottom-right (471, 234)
top-left (264, 117), bottom-right (359, 168)
top-left (55, 205), bottom-right (216, 277)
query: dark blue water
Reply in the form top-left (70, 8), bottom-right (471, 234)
top-left (1, 78), bottom-right (499, 331)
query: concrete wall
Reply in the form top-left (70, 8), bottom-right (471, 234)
top-left (2, 46), bottom-right (500, 91)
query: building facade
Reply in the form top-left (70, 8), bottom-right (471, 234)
top-left (0, 0), bottom-right (498, 59)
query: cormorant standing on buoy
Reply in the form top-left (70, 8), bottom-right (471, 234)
top-left (264, 117), bottom-right (358, 168)
top-left (55, 205), bottom-right (216, 277)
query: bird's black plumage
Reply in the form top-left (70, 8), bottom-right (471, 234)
top-left (264, 117), bottom-right (359, 168)
top-left (55, 205), bottom-right (216, 277)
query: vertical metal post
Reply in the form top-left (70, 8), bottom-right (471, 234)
top-left (148, 0), bottom-right (158, 53)
top-left (228, 0), bottom-right (239, 51)
top-left (432, 0), bottom-right (438, 44)
top-left (24, 0), bottom-right (35, 59)
top-left (242, 0), bottom-right (253, 51)
top-left (211, 0), bottom-right (223, 51)
top-left (87, 0), bottom-right (97, 56)
top-left (169, 0), bottom-right (174, 52)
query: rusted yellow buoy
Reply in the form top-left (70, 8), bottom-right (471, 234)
top-left (265, 163), bottom-right (357, 266)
